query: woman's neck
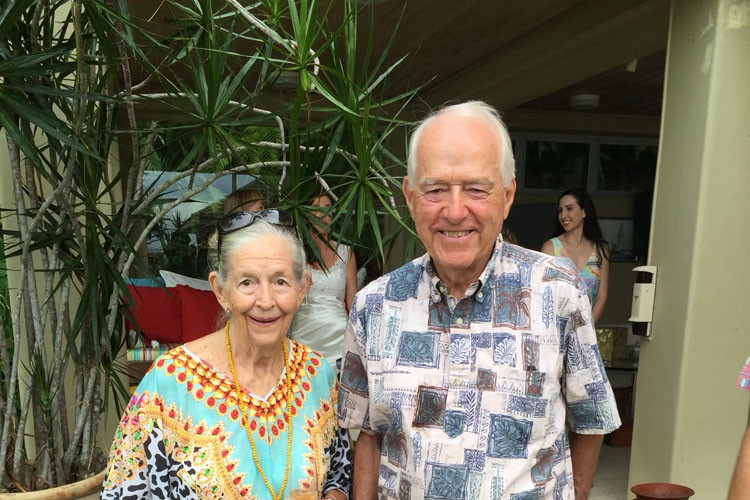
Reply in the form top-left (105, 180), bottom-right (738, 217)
top-left (563, 226), bottom-right (587, 245)
top-left (311, 231), bottom-right (337, 268)
top-left (229, 328), bottom-right (285, 379)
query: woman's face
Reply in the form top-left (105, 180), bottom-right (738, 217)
top-left (311, 195), bottom-right (333, 234)
top-left (212, 234), bottom-right (307, 350)
top-left (557, 194), bottom-right (585, 232)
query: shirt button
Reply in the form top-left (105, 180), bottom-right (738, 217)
top-left (477, 291), bottom-right (484, 299)
top-left (456, 318), bottom-right (464, 325)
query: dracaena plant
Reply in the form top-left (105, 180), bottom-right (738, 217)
top-left (0, 0), bottom-right (416, 492)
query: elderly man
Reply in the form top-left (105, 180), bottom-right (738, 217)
top-left (338, 101), bottom-right (620, 500)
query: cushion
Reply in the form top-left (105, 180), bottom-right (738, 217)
top-left (123, 284), bottom-right (183, 344)
top-left (176, 285), bottom-right (224, 342)
top-left (160, 270), bottom-right (212, 291)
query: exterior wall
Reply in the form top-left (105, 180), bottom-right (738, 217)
top-left (628, 0), bottom-right (750, 497)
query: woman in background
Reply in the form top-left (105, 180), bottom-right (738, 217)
top-left (289, 194), bottom-right (357, 369)
top-left (542, 188), bottom-right (610, 324)
top-left (223, 186), bottom-right (266, 214)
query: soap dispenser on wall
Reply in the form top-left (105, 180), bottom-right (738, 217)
top-left (629, 265), bottom-right (657, 339)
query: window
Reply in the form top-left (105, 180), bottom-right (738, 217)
top-left (524, 140), bottom-right (589, 190)
top-left (140, 125), bottom-right (280, 278)
top-left (598, 144), bottom-right (658, 192)
top-left (512, 133), bottom-right (657, 194)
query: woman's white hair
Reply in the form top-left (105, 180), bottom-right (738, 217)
top-left (207, 219), bottom-right (306, 285)
top-left (406, 100), bottom-right (516, 188)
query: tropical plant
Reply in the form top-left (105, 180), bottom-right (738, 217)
top-left (0, 0), bottom-right (416, 492)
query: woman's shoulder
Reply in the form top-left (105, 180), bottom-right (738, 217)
top-left (336, 242), bottom-right (350, 261)
top-left (541, 237), bottom-right (560, 255)
top-left (291, 340), bottom-right (336, 385)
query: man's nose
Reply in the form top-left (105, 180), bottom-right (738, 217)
top-left (444, 187), bottom-right (468, 221)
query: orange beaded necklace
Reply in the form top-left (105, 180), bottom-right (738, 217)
top-left (225, 320), bottom-right (293, 500)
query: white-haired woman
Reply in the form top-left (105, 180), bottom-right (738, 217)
top-left (103, 210), bottom-right (351, 500)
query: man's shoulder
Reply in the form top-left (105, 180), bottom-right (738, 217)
top-left (499, 243), bottom-right (581, 284)
top-left (355, 255), bottom-right (427, 302)
top-left (499, 243), bottom-right (557, 269)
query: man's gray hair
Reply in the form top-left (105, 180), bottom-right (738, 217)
top-left (207, 220), bottom-right (306, 285)
top-left (406, 100), bottom-right (516, 188)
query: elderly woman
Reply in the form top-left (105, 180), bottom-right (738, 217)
top-left (103, 210), bottom-right (352, 500)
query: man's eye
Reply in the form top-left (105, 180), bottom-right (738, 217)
top-left (276, 278), bottom-right (289, 286)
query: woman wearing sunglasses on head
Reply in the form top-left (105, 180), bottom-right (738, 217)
top-left (102, 209), bottom-right (352, 500)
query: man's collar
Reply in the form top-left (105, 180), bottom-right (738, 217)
top-left (424, 234), bottom-right (503, 303)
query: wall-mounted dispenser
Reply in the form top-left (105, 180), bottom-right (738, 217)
top-left (629, 265), bottom-right (657, 338)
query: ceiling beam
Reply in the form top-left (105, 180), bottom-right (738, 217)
top-left (421, 0), bottom-right (670, 110)
top-left (502, 109), bottom-right (661, 136)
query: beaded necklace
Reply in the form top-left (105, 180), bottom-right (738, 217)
top-left (225, 321), bottom-right (293, 500)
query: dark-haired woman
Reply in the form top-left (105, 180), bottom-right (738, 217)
top-left (542, 188), bottom-right (610, 324)
top-left (289, 194), bottom-right (357, 369)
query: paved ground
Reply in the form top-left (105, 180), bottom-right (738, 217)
top-left (590, 445), bottom-right (631, 500)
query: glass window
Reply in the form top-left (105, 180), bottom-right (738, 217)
top-left (144, 172), bottom-right (258, 278)
top-left (597, 144), bottom-right (657, 192)
top-left (140, 125), bottom-right (279, 278)
top-left (524, 141), bottom-right (589, 190)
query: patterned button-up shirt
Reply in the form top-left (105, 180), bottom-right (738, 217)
top-left (338, 239), bottom-right (621, 500)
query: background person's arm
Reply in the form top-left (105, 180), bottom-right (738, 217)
top-left (592, 243), bottom-right (610, 324)
top-left (569, 432), bottom-right (604, 500)
top-left (353, 431), bottom-right (382, 500)
top-left (729, 424), bottom-right (750, 500)
top-left (541, 239), bottom-right (554, 256)
top-left (345, 249), bottom-right (358, 313)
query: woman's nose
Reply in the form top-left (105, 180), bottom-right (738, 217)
top-left (254, 283), bottom-right (274, 308)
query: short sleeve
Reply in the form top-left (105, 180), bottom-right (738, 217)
top-left (737, 356), bottom-right (750, 391)
top-left (562, 285), bottom-right (622, 434)
top-left (337, 292), bottom-right (373, 433)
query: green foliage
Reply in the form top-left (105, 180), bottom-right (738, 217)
top-left (0, 0), bottom-right (417, 491)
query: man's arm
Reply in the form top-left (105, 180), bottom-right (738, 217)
top-left (569, 432), bottom-right (604, 500)
top-left (729, 423), bottom-right (750, 500)
top-left (353, 431), bottom-right (382, 500)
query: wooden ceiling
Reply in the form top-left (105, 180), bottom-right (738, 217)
top-left (518, 50), bottom-right (666, 116)
top-left (350, 0), bottom-right (670, 117)
top-left (124, 0), bottom-right (670, 120)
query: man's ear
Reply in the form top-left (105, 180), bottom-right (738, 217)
top-left (502, 178), bottom-right (517, 220)
top-left (403, 176), bottom-right (415, 215)
top-left (208, 271), bottom-right (228, 310)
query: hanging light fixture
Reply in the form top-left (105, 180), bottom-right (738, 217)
top-left (569, 93), bottom-right (600, 110)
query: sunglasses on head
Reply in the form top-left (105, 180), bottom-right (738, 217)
top-left (216, 209), bottom-right (295, 256)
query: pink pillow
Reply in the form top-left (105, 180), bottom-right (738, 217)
top-left (124, 285), bottom-right (183, 344)
top-left (176, 285), bottom-right (224, 342)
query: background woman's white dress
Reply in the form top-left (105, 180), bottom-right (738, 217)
top-left (289, 244), bottom-right (349, 367)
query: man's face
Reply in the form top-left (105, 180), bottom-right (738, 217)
top-left (403, 113), bottom-right (516, 284)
